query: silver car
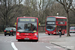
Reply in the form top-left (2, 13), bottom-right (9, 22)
top-left (70, 27), bottom-right (75, 33)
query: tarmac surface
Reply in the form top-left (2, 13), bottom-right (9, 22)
top-left (50, 33), bottom-right (75, 50)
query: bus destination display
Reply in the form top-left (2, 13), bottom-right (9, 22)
top-left (18, 18), bottom-right (36, 22)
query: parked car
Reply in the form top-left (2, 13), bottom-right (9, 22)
top-left (4, 27), bottom-right (16, 36)
top-left (70, 27), bottom-right (75, 33)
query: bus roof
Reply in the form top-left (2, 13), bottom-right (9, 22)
top-left (17, 17), bottom-right (38, 19)
top-left (47, 16), bottom-right (67, 19)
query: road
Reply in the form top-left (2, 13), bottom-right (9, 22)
top-left (0, 33), bottom-right (66, 50)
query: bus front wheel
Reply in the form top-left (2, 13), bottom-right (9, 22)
top-left (18, 39), bottom-right (21, 41)
top-left (48, 34), bottom-right (50, 35)
top-left (34, 38), bottom-right (38, 42)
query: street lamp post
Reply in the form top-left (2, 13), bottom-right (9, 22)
top-left (57, 13), bottom-right (59, 16)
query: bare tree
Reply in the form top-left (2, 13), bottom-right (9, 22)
top-left (56, 0), bottom-right (74, 36)
top-left (24, 0), bottom-right (38, 17)
top-left (50, 3), bottom-right (66, 16)
top-left (38, 0), bottom-right (54, 23)
top-left (19, 0), bottom-right (23, 5)
top-left (0, 0), bottom-right (23, 27)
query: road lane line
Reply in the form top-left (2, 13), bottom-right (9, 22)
top-left (46, 46), bottom-right (51, 49)
top-left (11, 42), bottom-right (18, 50)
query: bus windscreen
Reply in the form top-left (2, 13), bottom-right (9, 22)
top-left (46, 25), bottom-right (56, 31)
top-left (17, 18), bottom-right (37, 33)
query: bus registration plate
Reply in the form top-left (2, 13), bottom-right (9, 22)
top-left (24, 38), bottom-right (29, 40)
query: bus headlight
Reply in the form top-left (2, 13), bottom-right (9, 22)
top-left (53, 32), bottom-right (56, 34)
top-left (17, 33), bottom-right (20, 35)
top-left (34, 33), bottom-right (38, 37)
top-left (34, 33), bottom-right (37, 36)
top-left (45, 32), bottom-right (48, 34)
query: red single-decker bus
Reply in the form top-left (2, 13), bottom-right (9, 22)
top-left (45, 16), bottom-right (67, 35)
top-left (16, 17), bottom-right (38, 41)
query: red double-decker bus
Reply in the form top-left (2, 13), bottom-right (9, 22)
top-left (45, 16), bottom-right (67, 35)
top-left (16, 17), bottom-right (38, 41)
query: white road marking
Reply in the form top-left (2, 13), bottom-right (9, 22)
top-left (46, 46), bottom-right (51, 49)
top-left (11, 42), bottom-right (18, 50)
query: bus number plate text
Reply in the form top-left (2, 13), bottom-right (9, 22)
top-left (24, 38), bottom-right (29, 40)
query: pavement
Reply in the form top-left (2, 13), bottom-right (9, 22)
top-left (50, 34), bottom-right (75, 50)
top-left (0, 32), bottom-right (4, 34)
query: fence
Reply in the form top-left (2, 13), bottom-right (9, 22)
top-left (38, 26), bottom-right (45, 32)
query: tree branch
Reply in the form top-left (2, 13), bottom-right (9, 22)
top-left (68, 0), bottom-right (72, 9)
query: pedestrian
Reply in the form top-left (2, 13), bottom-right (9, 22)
top-left (59, 28), bottom-right (62, 37)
